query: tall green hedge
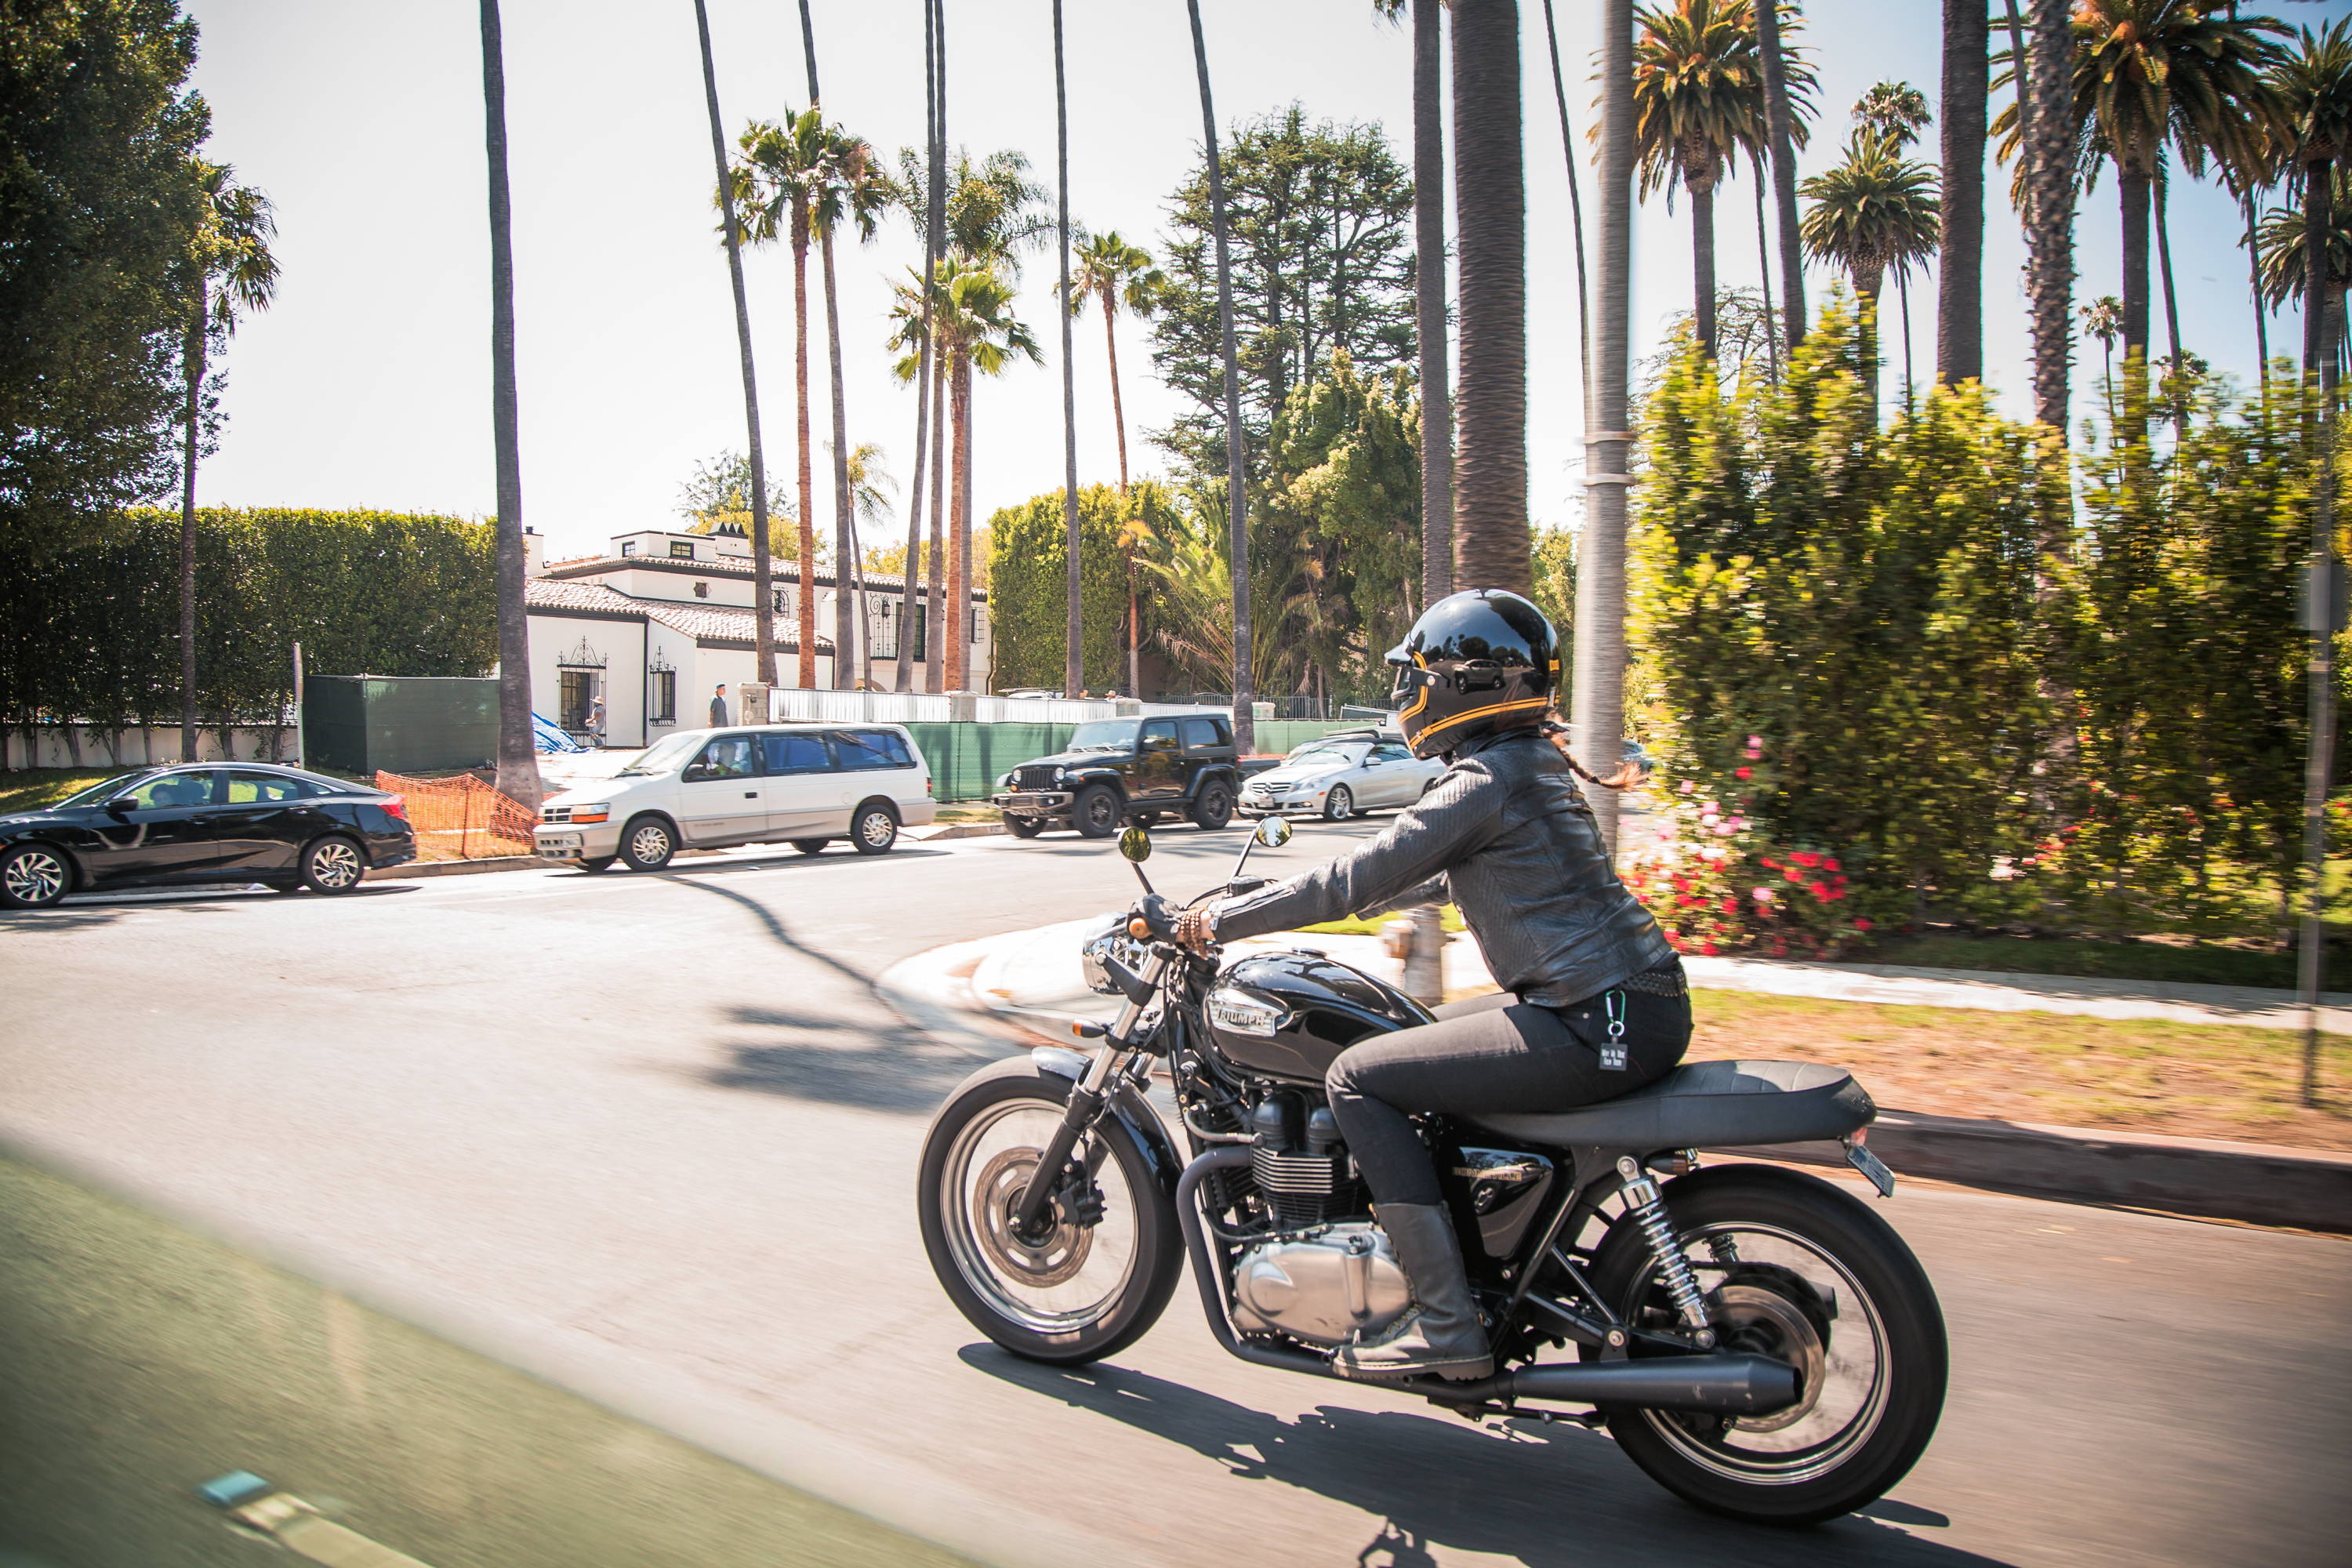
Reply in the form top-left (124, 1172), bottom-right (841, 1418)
top-left (986, 481), bottom-right (1184, 692)
top-left (0, 508), bottom-right (495, 748)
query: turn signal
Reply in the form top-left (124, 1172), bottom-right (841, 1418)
top-left (1128, 916), bottom-right (1151, 938)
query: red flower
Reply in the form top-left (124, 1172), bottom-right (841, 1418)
top-left (1791, 851), bottom-right (1820, 868)
top-left (1720, 898), bottom-right (1737, 915)
top-left (1824, 887), bottom-right (1846, 902)
top-left (1784, 866), bottom-right (1803, 882)
top-left (1824, 858), bottom-right (1842, 873)
top-left (1759, 856), bottom-right (1778, 869)
top-left (1852, 916), bottom-right (1873, 931)
top-left (1735, 766), bottom-right (1752, 780)
top-left (1700, 941), bottom-right (1719, 956)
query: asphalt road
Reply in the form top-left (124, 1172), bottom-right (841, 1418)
top-left (3, 822), bottom-right (2347, 1567)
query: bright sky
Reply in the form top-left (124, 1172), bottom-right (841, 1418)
top-left (184, 0), bottom-right (2352, 567)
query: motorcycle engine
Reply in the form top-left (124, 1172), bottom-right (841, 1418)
top-left (1229, 1223), bottom-right (1412, 1347)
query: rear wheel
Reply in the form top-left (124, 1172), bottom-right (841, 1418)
top-left (1073, 786), bottom-right (1121, 839)
top-left (1189, 779), bottom-right (1234, 830)
top-left (1, 844), bottom-right (72, 909)
top-left (620, 815), bottom-right (676, 872)
top-left (300, 836), bottom-right (365, 895)
top-left (1582, 1165), bottom-right (1947, 1526)
top-left (791, 839), bottom-right (829, 855)
top-left (849, 803), bottom-right (899, 855)
top-left (917, 1063), bottom-right (1181, 1364)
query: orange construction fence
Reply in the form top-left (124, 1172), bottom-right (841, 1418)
top-left (374, 770), bottom-right (537, 860)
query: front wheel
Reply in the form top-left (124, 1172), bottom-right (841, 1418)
top-left (917, 1062), bottom-right (1183, 1365)
top-left (1004, 815), bottom-right (1045, 839)
top-left (1582, 1164), bottom-right (1947, 1526)
top-left (1073, 786), bottom-right (1121, 839)
top-left (1323, 784), bottom-right (1355, 822)
top-left (1, 844), bottom-right (72, 909)
top-left (620, 815), bottom-right (676, 872)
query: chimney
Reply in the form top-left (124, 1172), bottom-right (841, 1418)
top-left (523, 527), bottom-right (545, 577)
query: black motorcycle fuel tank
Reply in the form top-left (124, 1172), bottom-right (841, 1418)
top-left (1206, 950), bottom-right (1437, 1082)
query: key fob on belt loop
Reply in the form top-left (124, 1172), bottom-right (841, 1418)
top-left (1599, 989), bottom-right (1629, 1071)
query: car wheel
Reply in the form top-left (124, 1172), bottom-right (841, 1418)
top-left (621, 815), bottom-right (677, 872)
top-left (1, 844), bottom-right (73, 909)
top-left (849, 803), bottom-right (899, 855)
top-left (792, 838), bottom-right (829, 855)
top-left (1323, 785), bottom-right (1355, 822)
top-left (1073, 786), bottom-right (1122, 839)
top-left (1189, 779), bottom-right (1234, 831)
top-left (578, 855), bottom-right (617, 873)
top-left (1004, 815), bottom-right (1045, 839)
top-left (300, 836), bottom-right (366, 895)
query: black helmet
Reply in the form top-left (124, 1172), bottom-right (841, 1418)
top-left (1385, 590), bottom-right (1559, 758)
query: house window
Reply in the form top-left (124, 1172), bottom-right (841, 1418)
top-left (869, 597), bottom-right (898, 659)
top-left (694, 581), bottom-right (709, 598)
top-left (971, 603), bottom-right (988, 644)
top-left (558, 670), bottom-right (595, 731)
top-left (670, 540), bottom-right (695, 559)
top-left (621, 540), bottom-right (637, 556)
top-left (648, 668), bottom-right (676, 724)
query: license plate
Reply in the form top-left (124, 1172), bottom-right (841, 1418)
top-left (539, 833), bottom-right (583, 856)
top-left (1843, 1138), bottom-right (1896, 1197)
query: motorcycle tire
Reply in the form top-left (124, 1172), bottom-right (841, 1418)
top-left (917, 1058), bottom-right (1183, 1366)
top-left (1581, 1163), bottom-right (1947, 1526)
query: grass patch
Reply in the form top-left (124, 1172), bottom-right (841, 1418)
top-left (1853, 932), bottom-right (2349, 993)
top-left (1693, 988), bottom-right (2352, 1149)
top-left (0, 768), bottom-right (129, 816)
top-left (1301, 903), bottom-right (1467, 937)
top-left (935, 804), bottom-right (1002, 825)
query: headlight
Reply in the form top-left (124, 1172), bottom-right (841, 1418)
top-left (1207, 986), bottom-right (1290, 1037)
top-left (1080, 921), bottom-right (1150, 996)
top-left (570, 803), bottom-right (610, 823)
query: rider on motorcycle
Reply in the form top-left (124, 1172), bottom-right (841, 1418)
top-left (1171, 590), bottom-right (1690, 1382)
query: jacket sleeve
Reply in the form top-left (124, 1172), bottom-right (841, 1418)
top-left (1210, 762), bottom-right (1501, 942)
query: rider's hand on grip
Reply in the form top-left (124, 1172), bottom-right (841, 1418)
top-left (1129, 893), bottom-right (1176, 941)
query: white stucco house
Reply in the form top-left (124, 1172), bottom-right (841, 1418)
top-left (523, 526), bottom-right (992, 747)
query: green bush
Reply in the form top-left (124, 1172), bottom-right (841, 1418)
top-left (985, 481), bottom-right (1182, 692)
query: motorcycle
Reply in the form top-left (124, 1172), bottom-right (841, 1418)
top-left (917, 818), bottom-right (1947, 1526)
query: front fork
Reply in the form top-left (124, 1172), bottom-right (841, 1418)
top-left (1010, 950), bottom-right (1169, 1234)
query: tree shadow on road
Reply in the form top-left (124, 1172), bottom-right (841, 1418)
top-left (960, 1347), bottom-right (2000, 1568)
top-left (700, 1003), bottom-right (999, 1114)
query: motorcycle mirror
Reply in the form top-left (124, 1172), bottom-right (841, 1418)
top-left (1118, 826), bottom-right (1152, 863)
top-left (1253, 817), bottom-right (1292, 849)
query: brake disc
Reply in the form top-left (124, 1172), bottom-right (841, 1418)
top-left (975, 1147), bottom-right (1094, 1287)
top-left (1714, 1283), bottom-right (1828, 1434)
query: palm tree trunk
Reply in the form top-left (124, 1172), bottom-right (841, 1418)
top-left (691, 0), bottom-right (777, 693)
top-left (901, 0), bottom-right (944, 692)
top-left (819, 229), bottom-right (861, 689)
top-left (180, 296), bottom-right (204, 762)
top-left (1450, 0), bottom-right (1530, 595)
top-left (1857, 270), bottom-right (1885, 413)
top-left (1573, 0), bottom-right (1632, 857)
top-left (2246, 189), bottom-right (2270, 383)
top-left (482, 0), bottom-right (540, 807)
top-left (1186, 0), bottom-right (1253, 751)
top-left (1937, 0), bottom-right (1986, 385)
top-left (925, 340), bottom-right (947, 691)
top-left (1538, 0), bottom-right (1592, 377)
top-left (1690, 177), bottom-right (1717, 359)
top-left (1415, 0), bottom-right (1454, 604)
top-left (1102, 298), bottom-right (1131, 491)
top-left (2024, 0), bottom-right (2074, 435)
top-left (2118, 162), bottom-right (2153, 370)
top-left (2298, 150), bottom-right (2340, 1104)
top-left (791, 212), bottom-right (818, 691)
top-left (948, 350), bottom-right (972, 690)
top-left (1899, 270), bottom-right (1914, 413)
top-left (1753, 153), bottom-right (1777, 381)
top-left (2303, 158), bottom-right (2334, 378)
top-left (1054, 0), bottom-right (1082, 698)
top-left (1756, 0), bottom-right (1805, 353)
top-left (2154, 160), bottom-right (2183, 368)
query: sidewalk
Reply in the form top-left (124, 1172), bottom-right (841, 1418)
top-left (880, 919), bottom-right (2352, 1233)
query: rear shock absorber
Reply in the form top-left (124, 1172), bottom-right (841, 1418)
top-left (1617, 1156), bottom-right (1715, 1347)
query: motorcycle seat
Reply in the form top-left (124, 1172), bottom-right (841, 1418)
top-left (1461, 1059), bottom-right (1875, 1152)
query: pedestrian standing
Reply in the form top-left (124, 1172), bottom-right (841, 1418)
top-left (710, 684), bottom-right (730, 728)
top-left (586, 695), bottom-right (607, 748)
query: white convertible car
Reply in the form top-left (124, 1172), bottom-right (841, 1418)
top-left (1237, 730), bottom-right (1443, 821)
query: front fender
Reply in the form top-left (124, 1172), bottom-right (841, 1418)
top-left (1025, 1047), bottom-right (1182, 1202)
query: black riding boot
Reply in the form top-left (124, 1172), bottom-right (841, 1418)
top-left (1334, 1202), bottom-right (1494, 1382)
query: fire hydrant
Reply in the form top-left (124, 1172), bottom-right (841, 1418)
top-left (1382, 905), bottom-right (1448, 1005)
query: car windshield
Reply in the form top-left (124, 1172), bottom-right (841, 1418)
top-left (1064, 720), bottom-right (1136, 753)
top-left (616, 731), bottom-right (706, 777)
top-left (53, 768), bottom-right (162, 808)
top-left (1287, 742), bottom-right (1367, 768)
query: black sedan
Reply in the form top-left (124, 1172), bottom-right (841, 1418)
top-left (0, 763), bottom-right (416, 909)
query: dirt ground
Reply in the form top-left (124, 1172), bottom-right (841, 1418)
top-left (1693, 989), bottom-right (2352, 1152)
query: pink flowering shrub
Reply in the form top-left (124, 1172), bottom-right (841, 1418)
top-left (1618, 783), bottom-right (1876, 960)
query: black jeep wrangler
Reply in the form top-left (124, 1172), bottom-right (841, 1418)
top-left (992, 714), bottom-right (1250, 838)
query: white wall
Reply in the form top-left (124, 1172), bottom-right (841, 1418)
top-left (5, 725), bottom-right (295, 771)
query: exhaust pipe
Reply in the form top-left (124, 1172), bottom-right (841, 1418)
top-left (1176, 1148), bottom-right (1802, 1417)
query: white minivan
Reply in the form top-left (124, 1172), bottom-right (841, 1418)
top-left (533, 724), bottom-right (936, 873)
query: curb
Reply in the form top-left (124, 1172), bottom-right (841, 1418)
top-left (365, 855), bottom-right (542, 880)
top-left (907, 821), bottom-right (1006, 842)
top-left (884, 927), bottom-right (2352, 1234)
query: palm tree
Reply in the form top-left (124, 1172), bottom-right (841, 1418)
top-left (1452, 0), bottom-right (1533, 596)
top-left (1537, 0), bottom-right (1594, 387)
top-left (2023, 0), bottom-right (2078, 435)
top-left (482, 0), bottom-right (541, 806)
top-left (2006, 3), bottom-right (2285, 401)
top-left (1185, 0), bottom-right (1254, 750)
top-left (1853, 83), bottom-right (1930, 405)
top-left (1798, 130), bottom-right (1942, 412)
top-left (896, 0), bottom-right (945, 691)
top-left (1755, 0), bottom-right (1805, 354)
top-left (690, 0), bottom-right (779, 693)
top-left (2252, 172), bottom-right (2352, 372)
top-left (1936, 0), bottom-right (1987, 385)
top-left (176, 162), bottom-right (276, 764)
top-left (1405, 0), bottom-right (1455, 603)
top-left (1630, 0), bottom-right (1815, 362)
top-left (2081, 293), bottom-right (2124, 424)
top-left (1069, 229), bottom-right (1164, 694)
top-left (2272, 18), bottom-right (2352, 385)
top-left (1053, 0), bottom-right (1082, 699)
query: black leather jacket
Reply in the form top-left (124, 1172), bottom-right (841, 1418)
top-left (1212, 728), bottom-right (1674, 1008)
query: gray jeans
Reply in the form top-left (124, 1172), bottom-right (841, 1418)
top-left (1324, 973), bottom-right (1692, 1207)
